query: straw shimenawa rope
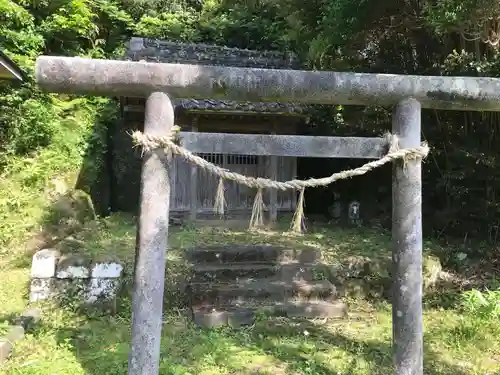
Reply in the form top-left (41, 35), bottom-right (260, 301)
top-left (213, 177), bottom-right (226, 217)
top-left (291, 188), bottom-right (306, 233)
top-left (131, 125), bottom-right (430, 232)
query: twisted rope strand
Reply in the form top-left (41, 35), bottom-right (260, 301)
top-left (130, 127), bottom-right (429, 191)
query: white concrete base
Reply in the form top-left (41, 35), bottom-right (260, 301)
top-left (30, 249), bottom-right (123, 306)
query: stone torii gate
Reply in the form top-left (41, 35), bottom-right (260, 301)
top-left (35, 55), bottom-right (500, 375)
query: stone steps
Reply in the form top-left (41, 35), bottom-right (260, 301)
top-left (191, 262), bottom-right (329, 283)
top-left (192, 299), bottom-right (348, 328)
top-left (186, 245), bottom-right (318, 264)
top-left (188, 279), bottom-right (337, 305)
top-left (185, 245), bottom-right (348, 328)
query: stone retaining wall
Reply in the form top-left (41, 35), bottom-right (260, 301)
top-left (30, 249), bottom-right (123, 307)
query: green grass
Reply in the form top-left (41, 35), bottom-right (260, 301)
top-left (0, 219), bottom-right (499, 375)
top-left (0, 99), bottom-right (499, 374)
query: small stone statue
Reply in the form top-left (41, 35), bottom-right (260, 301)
top-left (348, 200), bottom-right (361, 226)
top-left (328, 192), bottom-right (342, 220)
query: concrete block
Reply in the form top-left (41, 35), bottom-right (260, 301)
top-left (56, 254), bottom-right (90, 278)
top-left (86, 278), bottom-right (120, 303)
top-left (91, 263), bottom-right (123, 278)
top-left (31, 249), bottom-right (60, 278)
top-left (29, 278), bottom-right (55, 302)
top-left (0, 339), bottom-right (12, 362)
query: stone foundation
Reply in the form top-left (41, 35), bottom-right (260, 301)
top-left (30, 249), bottom-right (123, 308)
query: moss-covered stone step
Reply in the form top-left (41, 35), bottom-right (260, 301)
top-left (185, 245), bottom-right (318, 265)
top-left (191, 299), bottom-right (348, 329)
top-left (188, 279), bottom-right (337, 305)
top-left (191, 262), bottom-right (330, 283)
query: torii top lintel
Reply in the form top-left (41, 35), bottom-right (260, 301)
top-left (35, 55), bottom-right (500, 111)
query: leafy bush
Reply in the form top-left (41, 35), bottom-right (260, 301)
top-left (0, 95), bottom-right (57, 156)
top-left (461, 287), bottom-right (500, 321)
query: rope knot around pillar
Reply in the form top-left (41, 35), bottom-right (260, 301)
top-left (130, 125), bottom-right (181, 152)
top-left (384, 132), bottom-right (430, 164)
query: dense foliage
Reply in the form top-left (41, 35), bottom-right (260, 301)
top-left (2, 0), bottom-right (500, 244)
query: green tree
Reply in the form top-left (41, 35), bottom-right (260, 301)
top-left (2, 0), bottom-right (500, 242)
